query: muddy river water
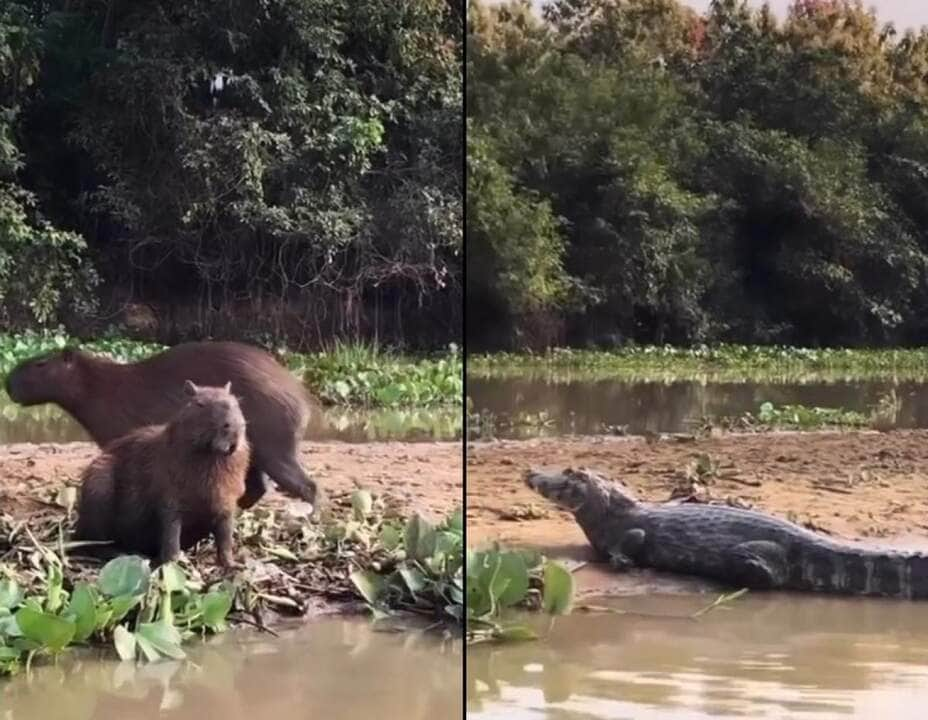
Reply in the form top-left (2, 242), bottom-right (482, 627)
top-left (468, 376), bottom-right (925, 437)
top-left (468, 374), bottom-right (928, 718)
top-left (1, 618), bottom-right (462, 718)
top-left (0, 394), bottom-right (462, 444)
top-left (468, 592), bottom-right (928, 719)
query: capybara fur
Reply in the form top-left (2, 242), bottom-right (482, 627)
top-left (5, 340), bottom-right (319, 510)
top-left (75, 381), bottom-right (249, 567)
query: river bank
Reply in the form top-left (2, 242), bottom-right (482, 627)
top-left (0, 440), bottom-right (463, 620)
top-left (467, 430), bottom-right (928, 597)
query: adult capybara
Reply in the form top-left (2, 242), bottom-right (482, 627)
top-left (5, 341), bottom-right (318, 510)
top-left (75, 380), bottom-right (249, 567)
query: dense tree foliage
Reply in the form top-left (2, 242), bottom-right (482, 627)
top-left (1, 0), bottom-right (462, 349)
top-left (467, 0), bottom-right (928, 349)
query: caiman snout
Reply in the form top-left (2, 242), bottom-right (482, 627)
top-left (524, 468), bottom-right (593, 512)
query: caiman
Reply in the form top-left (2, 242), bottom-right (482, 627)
top-left (525, 467), bottom-right (928, 599)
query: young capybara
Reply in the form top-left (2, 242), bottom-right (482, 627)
top-left (75, 380), bottom-right (249, 567)
top-left (5, 340), bottom-right (318, 511)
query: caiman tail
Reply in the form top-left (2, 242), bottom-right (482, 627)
top-left (788, 543), bottom-right (928, 599)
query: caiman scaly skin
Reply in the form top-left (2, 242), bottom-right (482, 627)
top-left (525, 467), bottom-right (928, 599)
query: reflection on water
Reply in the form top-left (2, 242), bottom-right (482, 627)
top-left (0, 394), bottom-right (462, 444)
top-left (1, 619), bottom-right (462, 719)
top-left (468, 377), bottom-right (926, 438)
top-left (467, 593), bottom-right (928, 719)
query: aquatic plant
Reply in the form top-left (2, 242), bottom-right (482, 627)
top-left (342, 495), bottom-right (574, 642)
top-left (345, 497), bottom-right (464, 627)
top-left (469, 345), bottom-right (928, 382)
top-left (295, 340), bottom-right (463, 408)
top-left (711, 401), bottom-right (871, 432)
top-left (0, 554), bottom-right (233, 676)
top-left (465, 547), bottom-right (574, 644)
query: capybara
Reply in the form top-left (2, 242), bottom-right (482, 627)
top-left (5, 340), bottom-right (318, 510)
top-left (75, 380), bottom-right (249, 567)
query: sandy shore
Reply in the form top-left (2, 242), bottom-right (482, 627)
top-left (467, 430), bottom-right (928, 596)
top-left (0, 440), bottom-right (464, 521)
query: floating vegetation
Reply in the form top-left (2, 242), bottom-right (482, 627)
top-left (708, 401), bottom-right (882, 432)
top-left (466, 407), bottom-right (556, 440)
top-left (469, 345), bottom-right (928, 382)
top-left (465, 547), bottom-right (574, 644)
top-left (0, 553), bottom-right (234, 676)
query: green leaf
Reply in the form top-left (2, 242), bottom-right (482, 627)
top-left (445, 508), bottom-right (463, 535)
top-left (159, 563), bottom-right (186, 593)
top-left (200, 591), bottom-right (234, 630)
top-left (350, 570), bottom-right (385, 605)
top-left (351, 490), bottom-right (374, 520)
top-left (373, 384), bottom-right (403, 406)
top-left (66, 583), bottom-right (97, 643)
top-left (136, 622), bottom-right (186, 660)
top-left (404, 515), bottom-right (436, 561)
top-left (134, 634), bottom-right (161, 663)
top-left (495, 553), bottom-right (530, 607)
top-left (14, 607), bottom-right (76, 652)
top-left (542, 561), bottom-right (574, 615)
top-left (44, 563), bottom-right (65, 614)
top-left (379, 524), bottom-right (402, 551)
top-left (113, 625), bottom-right (136, 661)
top-left (98, 556), bottom-right (150, 598)
top-left (333, 380), bottom-right (351, 400)
top-left (0, 579), bottom-right (23, 610)
top-left (106, 594), bottom-right (142, 625)
top-left (397, 563), bottom-right (428, 595)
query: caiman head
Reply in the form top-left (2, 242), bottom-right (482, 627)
top-left (523, 467), bottom-right (636, 514)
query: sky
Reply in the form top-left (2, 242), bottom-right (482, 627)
top-left (680, 1), bottom-right (928, 30)
top-left (525, 1), bottom-right (928, 31)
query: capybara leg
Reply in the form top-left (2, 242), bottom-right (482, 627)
top-left (262, 454), bottom-right (319, 507)
top-left (74, 463), bottom-right (114, 542)
top-left (213, 514), bottom-right (240, 569)
top-left (158, 513), bottom-right (182, 566)
top-left (238, 465), bottom-right (269, 510)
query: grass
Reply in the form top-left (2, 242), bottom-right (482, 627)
top-left (469, 344), bottom-right (928, 382)
top-left (0, 331), bottom-right (462, 408)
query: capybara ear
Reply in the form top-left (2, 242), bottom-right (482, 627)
top-left (61, 348), bottom-right (74, 363)
top-left (223, 381), bottom-right (232, 393)
top-left (183, 380), bottom-right (198, 397)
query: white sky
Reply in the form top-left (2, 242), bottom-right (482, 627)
top-left (526, 1), bottom-right (928, 31)
top-left (681, 1), bottom-right (928, 30)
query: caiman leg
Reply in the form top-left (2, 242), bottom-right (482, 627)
top-left (608, 528), bottom-right (646, 571)
top-left (726, 540), bottom-right (789, 589)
